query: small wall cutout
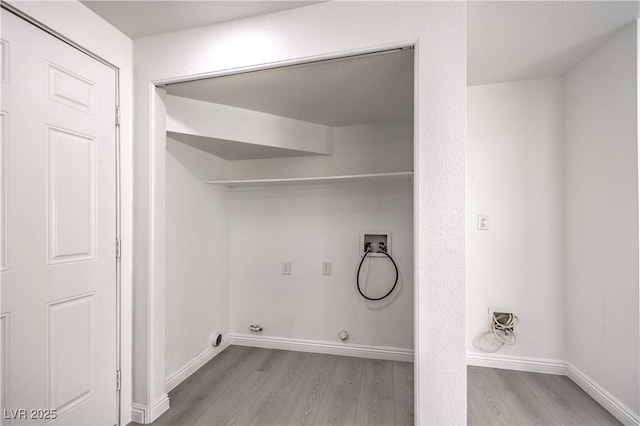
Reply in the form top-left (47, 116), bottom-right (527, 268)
top-left (360, 231), bottom-right (392, 257)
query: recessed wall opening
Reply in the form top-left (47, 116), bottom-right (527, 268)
top-left (466, 2), bottom-right (639, 424)
top-left (162, 46), bottom-right (416, 418)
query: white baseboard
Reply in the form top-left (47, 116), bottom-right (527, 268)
top-left (566, 363), bottom-right (640, 426)
top-left (466, 352), bottom-right (566, 375)
top-left (150, 394), bottom-right (170, 423)
top-left (228, 333), bottom-right (413, 362)
top-left (165, 339), bottom-right (231, 392)
top-left (130, 394), bottom-right (170, 424)
top-left (130, 403), bottom-right (146, 424)
top-left (467, 353), bottom-right (639, 426)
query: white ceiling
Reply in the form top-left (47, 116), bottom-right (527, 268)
top-left (164, 49), bottom-right (414, 127)
top-left (80, 1), bottom-right (640, 125)
top-left (468, 1), bottom-right (640, 85)
top-left (80, 1), bottom-right (320, 39)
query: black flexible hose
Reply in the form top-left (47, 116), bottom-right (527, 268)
top-left (356, 247), bottom-right (399, 301)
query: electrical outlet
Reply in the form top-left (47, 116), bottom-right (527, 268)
top-left (477, 214), bottom-right (489, 230)
top-left (282, 261), bottom-right (291, 275)
top-left (322, 261), bottom-right (332, 275)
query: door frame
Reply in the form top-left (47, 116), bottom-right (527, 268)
top-left (0, 3), bottom-right (124, 425)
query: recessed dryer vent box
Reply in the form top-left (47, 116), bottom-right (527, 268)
top-left (360, 231), bottom-right (392, 257)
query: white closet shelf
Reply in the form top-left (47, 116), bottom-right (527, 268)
top-left (205, 171), bottom-right (413, 188)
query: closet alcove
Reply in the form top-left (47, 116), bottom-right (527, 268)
top-left (163, 48), bottom-right (416, 392)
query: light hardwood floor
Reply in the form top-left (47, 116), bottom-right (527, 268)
top-left (153, 346), bottom-right (414, 426)
top-left (150, 346), bottom-right (620, 426)
top-left (468, 366), bottom-right (621, 425)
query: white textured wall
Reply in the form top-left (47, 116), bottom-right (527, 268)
top-left (467, 78), bottom-right (565, 360)
top-left (165, 138), bottom-right (229, 377)
top-left (228, 123), bottom-right (413, 349)
top-left (133, 2), bottom-right (466, 422)
top-left (564, 23), bottom-right (639, 414)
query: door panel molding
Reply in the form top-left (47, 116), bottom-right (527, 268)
top-left (45, 125), bottom-right (97, 265)
top-left (46, 292), bottom-right (96, 415)
top-left (1, 39), bottom-right (9, 84)
top-left (0, 312), bottom-right (10, 426)
top-left (0, 111), bottom-right (8, 272)
top-left (47, 62), bottom-right (96, 115)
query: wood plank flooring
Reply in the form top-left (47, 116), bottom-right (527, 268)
top-left (151, 346), bottom-right (621, 426)
top-left (467, 366), bottom-right (621, 426)
top-left (153, 346), bottom-right (414, 426)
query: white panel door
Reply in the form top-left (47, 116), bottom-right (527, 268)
top-left (0, 9), bottom-right (117, 426)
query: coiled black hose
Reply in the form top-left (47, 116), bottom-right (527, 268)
top-left (356, 245), bottom-right (399, 301)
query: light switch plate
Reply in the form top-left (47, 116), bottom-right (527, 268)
top-left (322, 261), bottom-right (332, 275)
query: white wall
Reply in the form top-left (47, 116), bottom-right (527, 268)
top-left (133, 2), bottom-right (466, 423)
top-left (467, 78), bottom-right (565, 360)
top-left (165, 138), bottom-right (229, 377)
top-left (564, 23), bottom-right (639, 414)
top-left (228, 123), bottom-right (413, 349)
top-left (229, 182), bottom-right (413, 346)
top-left (4, 2), bottom-right (135, 424)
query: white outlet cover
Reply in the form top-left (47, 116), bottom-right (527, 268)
top-left (477, 214), bottom-right (489, 230)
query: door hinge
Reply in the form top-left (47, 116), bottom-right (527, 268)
top-left (116, 370), bottom-right (121, 391)
top-left (116, 238), bottom-right (121, 259)
top-left (115, 106), bottom-right (121, 127)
